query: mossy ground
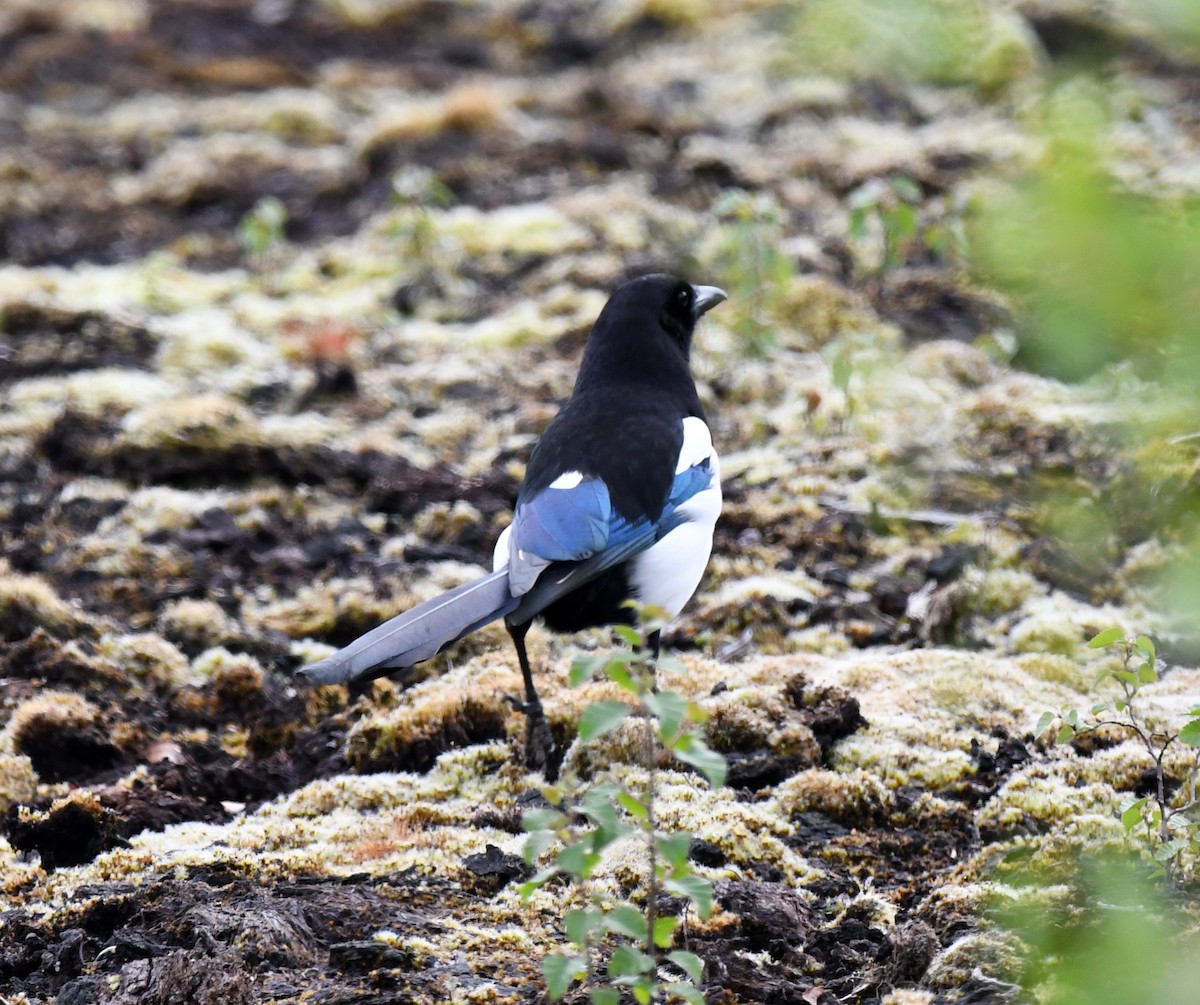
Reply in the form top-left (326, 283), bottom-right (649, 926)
top-left (2, 1), bottom-right (1199, 1002)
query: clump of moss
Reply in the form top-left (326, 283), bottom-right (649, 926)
top-left (925, 929), bottom-right (1027, 990)
top-left (563, 716), bottom-right (668, 780)
top-left (703, 694), bottom-right (778, 753)
top-left (346, 689), bottom-right (510, 774)
top-left (2, 691), bottom-right (121, 783)
top-left (158, 598), bottom-right (240, 654)
top-left (0, 754), bottom-right (37, 812)
top-left (6, 791), bottom-right (124, 870)
top-left (121, 393), bottom-right (263, 450)
top-left (97, 632), bottom-right (190, 689)
top-left (975, 764), bottom-right (1120, 842)
top-left (702, 690), bottom-right (823, 766)
top-left (0, 570), bottom-right (95, 642)
top-left (0, 629), bottom-right (125, 692)
top-left (774, 768), bottom-right (894, 829)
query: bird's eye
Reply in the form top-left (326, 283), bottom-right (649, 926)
top-left (677, 289), bottom-right (691, 305)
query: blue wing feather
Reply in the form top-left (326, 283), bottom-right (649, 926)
top-left (512, 478), bottom-right (612, 561)
top-left (507, 454), bottom-right (715, 621)
top-left (513, 455), bottom-right (713, 565)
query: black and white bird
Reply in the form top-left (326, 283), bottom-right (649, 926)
top-left (300, 274), bottom-right (725, 773)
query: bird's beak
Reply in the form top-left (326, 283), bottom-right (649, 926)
top-left (691, 285), bottom-right (727, 319)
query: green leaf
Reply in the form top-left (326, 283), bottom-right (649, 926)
top-left (580, 785), bottom-right (629, 844)
top-left (667, 950), bottom-right (705, 984)
top-left (665, 873), bottom-right (714, 918)
top-left (632, 982), bottom-right (652, 1005)
top-left (658, 832), bottom-right (692, 870)
top-left (605, 660), bottom-right (638, 694)
top-left (566, 909), bottom-right (600, 948)
top-left (590, 989), bottom-right (620, 1005)
top-left (518, 867), bottom-right (559, 900)
top-left (831, 351), bottom-right (854, 391)
top-left (1035, 711), bottom-right (1055, 736)
top-left (606, 904), bottom-right (648, 941)
top-left (1088, 627), bottom-right (1125, 649)
top-left (666, 983), bottom-right (707, 1005)
top-left (848, 207), bottom-right (868, 239)
top-left (1120, 797), bottom-right (1148, 829)
top-left (889, 202), bottom-right (918, 242)
top-left (570, 654), bottom-right (604, 687)
top-left (1114, 669), bottom-right (1139, 687)
top-left (1153, 839), bottom-right (1188, 863)
top-left (1134, 635), bottom-right (1156, 660)
top-left (673, 736), bottom-right (728, 788)
top-left (523, 808), bottom-right (567, 833)
top-left (523, 829), bottom-right (557, 865)
top-left (891, 174), bottom-right (922, 202)
top-left (608, 944), bottom-right (655, 977)
top-left (1137, 661), bottom-right (1158, 683)
top-left (1179, 719), bottom-right (1200, 747)
top-left (542, 953), bottom-right (585, 1000)
top-left (617, 791), bottom-right (649, 820)
top-left (1090, 703), bottom-right (1110, 716)
top-left (1055, 724), bottom-right (1075, 744)
top-left (653, 915), bottom-right (678, 948)
top-left (556, 842), bottom-right (600, 878)
top-left (578, 701), bottom-right (631, 743)
top-left (614, 624), bottom-right (642, 647)
top-left (646, 690), bottom-right (688, 740)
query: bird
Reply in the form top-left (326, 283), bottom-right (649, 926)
top-left (299, 273), bottom-right (726, 775)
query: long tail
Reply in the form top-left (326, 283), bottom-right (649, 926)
top-left (298, 570), bottom-right (520, 686)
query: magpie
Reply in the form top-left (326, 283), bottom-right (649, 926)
top-left (300, 274), bottom-right (726, 774)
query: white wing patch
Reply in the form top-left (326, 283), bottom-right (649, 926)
top-left (496, 418), bottom-right (721, 612)
top-left (676, 416), bottom-right (714, 474)
top-left (492, 525), bottom-right (512, 573)
top-left (549, 470), bottom-right (584, 490)
top-left (630, 416), bottom-right (721, 618)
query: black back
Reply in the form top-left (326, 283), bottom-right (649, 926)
top-left (519, 275), bottom-right (707, 523)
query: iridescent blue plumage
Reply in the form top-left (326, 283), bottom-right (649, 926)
top-left (510, 455), bottom-right (714, 578)
top-left (511, 477), bottom-right (611, 562)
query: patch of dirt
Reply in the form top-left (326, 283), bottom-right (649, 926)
top-left (1, 1), bottom-right (1196, 1003)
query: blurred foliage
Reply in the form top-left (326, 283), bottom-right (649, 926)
top-left (971, 78), bottom-right (1200, 632)
top-left (388, 165), bottom-right (455, 267)
top-left (993, 857), bottom-right (1200, 1005)
top-left (972, 83), bottom-right (1200, 385)
top-left (237, 195), bottom-right (288, 261)
top-left (777, 0), bottom-right (1200, 991)
top-left (847, 174), bottom-right (967, 276)
top-left (706, 188), bottom-right (795, 355)
top-left (781, 0), bottom-right (1039, 94)
top-left (782, 0), bottom-right (1200, 633)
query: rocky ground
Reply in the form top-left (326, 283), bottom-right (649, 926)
top-left (1, 1), bottom-right (1199, 1003)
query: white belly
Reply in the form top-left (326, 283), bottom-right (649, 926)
top-left (628, 479), bottom-right (720, 619)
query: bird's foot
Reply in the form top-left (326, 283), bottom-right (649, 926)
top-left (506, 695), bottom-right (557, 779)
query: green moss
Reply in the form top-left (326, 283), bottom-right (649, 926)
top-left (0, 754), bottom-right (37, 812)
top-left (98, 632), bottom-right (189, 688)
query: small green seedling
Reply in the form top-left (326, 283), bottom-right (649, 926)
top-left (237, 195), bottom-right (288, 260)
top-left (1038, 629), bottom-right (1200, 884)
top-left (520, 606), bottom-right (726, 1004)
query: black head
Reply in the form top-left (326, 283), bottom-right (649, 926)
top-left (606, 273), bottom-right (726, 348)
top-left (575, 274), bottom-right (726, 393)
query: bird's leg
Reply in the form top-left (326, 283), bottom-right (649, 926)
top-left (647, 628), bottom-right (661, 694)
top-left (505, 618), bottom-right (556, 777)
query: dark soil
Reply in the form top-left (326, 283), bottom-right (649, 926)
top-left (2, 2), bottom-right (1183, 1003)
